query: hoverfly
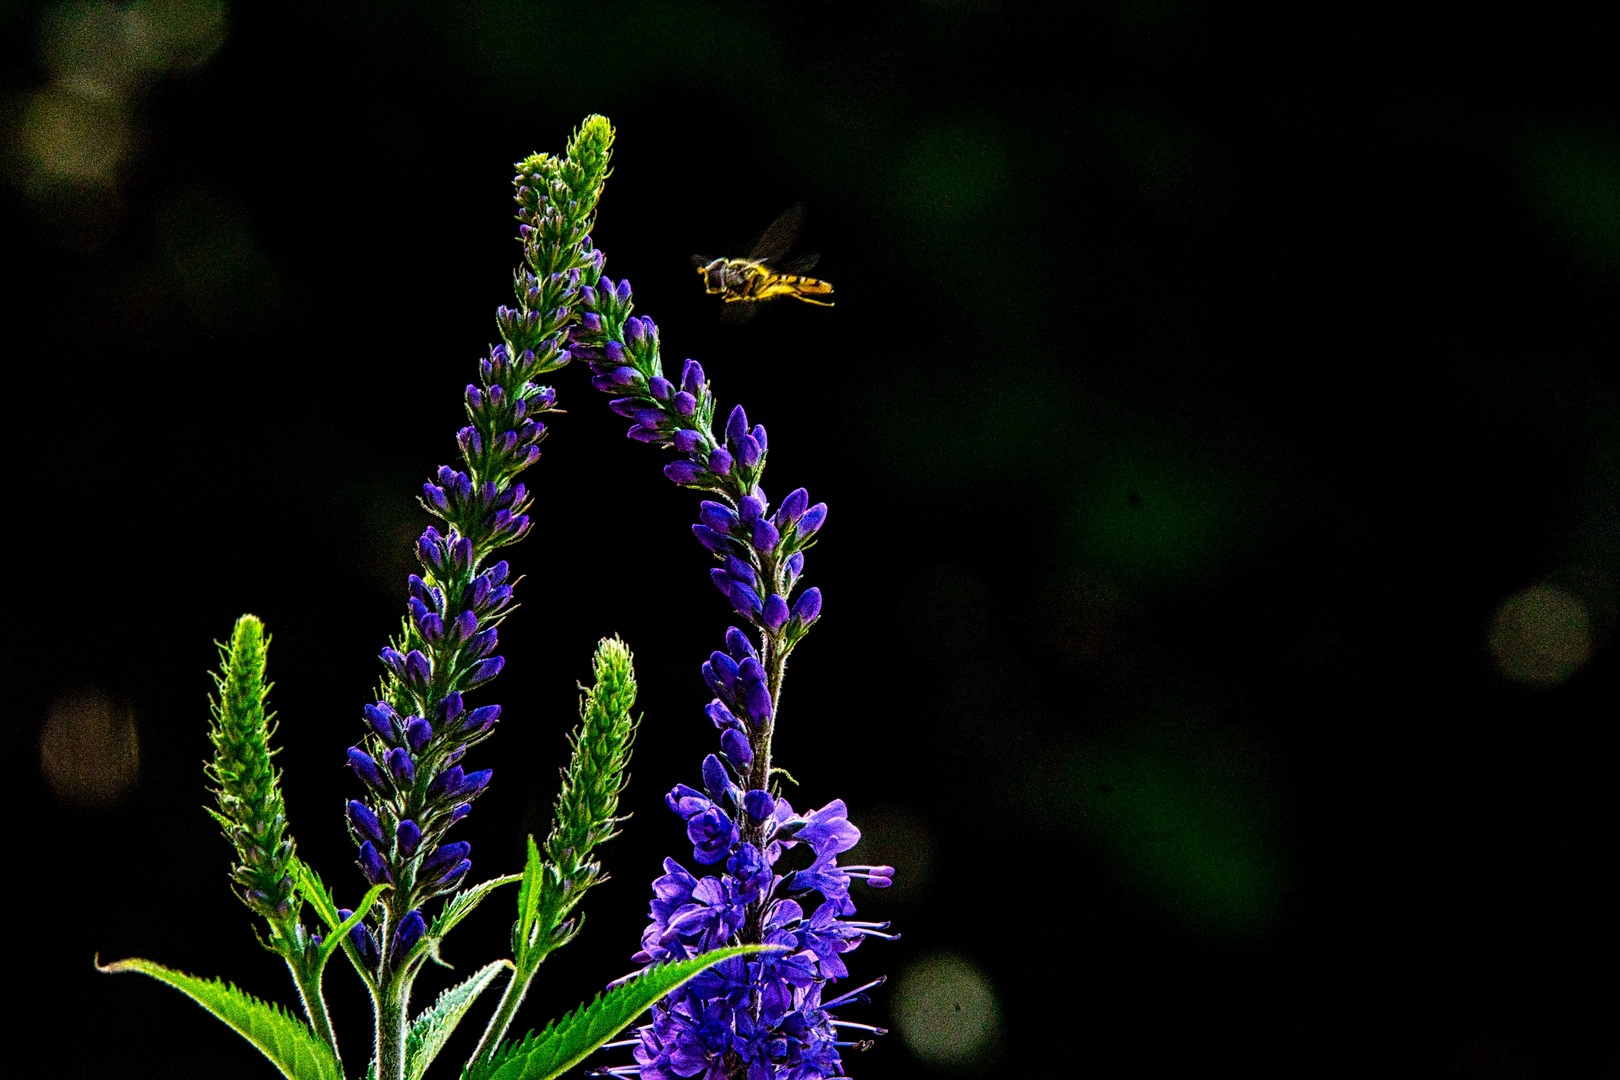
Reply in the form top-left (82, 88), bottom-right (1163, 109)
top-left (693, 204), bottom-right (834, 310)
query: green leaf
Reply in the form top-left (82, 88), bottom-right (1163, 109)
top-left (513, 835), bottom-right (545, 953)
top-left (407, 960), bottom-right (512, 1080)
top-left (294, 860), bottom-right (388, 983)
top-left (429, 873), bottom-right (523, 943)
top-left (465, 945), bottom-right (780, 1080)
top-left (99, 957), bottom-right (341, 1080)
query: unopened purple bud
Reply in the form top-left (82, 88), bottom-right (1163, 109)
top-left (725, 628), bottom-right (758, 661)
top-left (762, 593), bottom-right (790, 630)
top-left (681, 359), bottom-right (705, 393)
top-left (465, 656), bottom-right (504, 688)
top-left (729, 581), bottom-right (763, 616)
top-left (738, 656), bottom-right (765, 685)
top-left (487, 561), bottom-right (510, 586)
top-left (707, 699), bottom-right (741, 729)
top-left (404, 650), bottom-right (432, 686)
top-left (435, 860), bottom-right (472, 891)
top-left (465, 384), bottom-right (485, 409)
top-left (702, 754), bottom-right (732, 801)
top-left (418, 612), bottom-right (444, 641)
top-left (666, 461), bottom-right (702, 485)
top-left (386, 747), bottom-right (416, 785)
top-left (720, 728), bottom-right (753, 771)
top-left (461, 704), bottom-right (500, 735)
top-left (347, 800), bottom-right (385, 845)
top-left (672, 391), bottom-right (697, 417)
top-left (393, 909), bottom-right (426, 955)
top-left (465, 627), bottom-right (499, 660)
top-left (627, 424), bottom-right (662, 443)
top-left (724, 554), bottom-right (754, 583)
top-left (750, 424), bottom-right (767, 450)
top-left (364, 702), bottom-right (397, 741)
top-left (454, 768), bottom-right (493, 800)
top-left (725, 405), bottom-right (749, 445)
top-left (580, 311), bottom-right (602, 332)
top-left (452, 610), bottom-right (478, 644)
top-left (405, 716), bottom-right (433, 752)
top-left (417, 530), bottom-right (444, 573)
top-left (609, 397), bottom-right (640, 418)
top-left (792, 587), bottom-right (823, 624)
top-left (743, 788), bottom-right (775, 822)
top-left (580, 284), bottom-right (599, 307)
top-left (625, 317), bottom-right (647, 346)
top-left (381, 647), bottom-right (406, 676)
top-left (615, 278), bottom-right (632, 302)
top-left (674, 428), bottom-right (703, 453)
top-left (604, 340), bottom-right (627, 363)
top-left (710, 568), bottom-right (733, 596)
top-left (743, 680), bottom-right (773, 725)
top-left (751, 518), bottom-right (781, 553)
top-left (797, 503), bottom-right (828, 537)
top-left (396, 819), bottom-right (422, 857)
top-left (423, 484), bottom-right (450, 513)
top-left (427, 766), bottom-right (464, 801)
top-left (737, 495), bottom-right (763, 523)
top-left (786, 551), bottom-right (805, 578)
top-left (776, 488), bottom-right (809, 526)
top-left (448, 803), bottom-right (472, 826)
top-left (708, 447), bottom-right (734, 475)
top-left (699, 501), bottom-right (738, 534)
top-left (692, 524), bottom-right (730, 552)
top-left (738, 434), bottom-right (763, 468)
top-left (422, 841), bottom-right (471, 880)
top-left (709, 650), bottom-right (740, 687)
top-left (611, 366), bottom-right (640, 387)
top-left (348, 748), bottom-right (387, 790)
top-left (357, 841), bottom-right (392, 885)
top-left (648, 375), bottom-right (673, 401)
top-left (635, 408), bottom-right (664, 431)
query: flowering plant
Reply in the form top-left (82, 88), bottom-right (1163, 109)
top-left (99, 115), bottom-right (890, 1080)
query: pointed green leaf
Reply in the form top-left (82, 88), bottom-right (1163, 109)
top-left (100, 957), bottom-right (341, 1080)
top-left (294, 859), bottom-right (388, 984)
top-left (514, 835), bottom-right (544, 951)
top-left (429, 873), bottom-right (523, 942)
top-left (465, 945), bottom-right (780, 1080)
top-left (406, 960), bottom-right (512, 1080)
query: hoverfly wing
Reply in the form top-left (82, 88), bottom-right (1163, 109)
top-left (748, 203), bottom-right (806, 265)
top-left (774, 251), bottom-right (820, 275)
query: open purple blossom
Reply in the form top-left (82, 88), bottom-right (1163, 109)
top-left (572, 275), bottom-right (892, 1079)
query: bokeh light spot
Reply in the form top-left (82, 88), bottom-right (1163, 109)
top-left (40, 689), bottom-right (140, 806)
top-left (19, 87), bottom-right (130, 181)
top-left (1488, 585), bottom-right (1591, 685)
top-left (892, 952), bottom-right (1000, 1071)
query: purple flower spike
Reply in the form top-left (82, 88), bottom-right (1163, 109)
top-left (347, 748), bottom-right (387, 790)
top-left (762, 593), bottom-right (790, 630)
top-left (792, 587), bottom-right (823, 624)
top-left (719, 727), bottom-right (753, 772)
top-left (386, 747), bottom-right (416, 785)
top-left (347, 800), bottom-right (385, 845)
top-left (742, 788), bottom-right (775, 822)
top-left (357, 841), bottom-right (393, 885)
top-left (393, 909), bottom-right (426, 955)
top-left (725, 405), bottom-right (749, 445)
top-left (396, 819), bottom-right (422, 857)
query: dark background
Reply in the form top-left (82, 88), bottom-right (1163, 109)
top-left (3, 2), bottom-right (1616, 1077)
